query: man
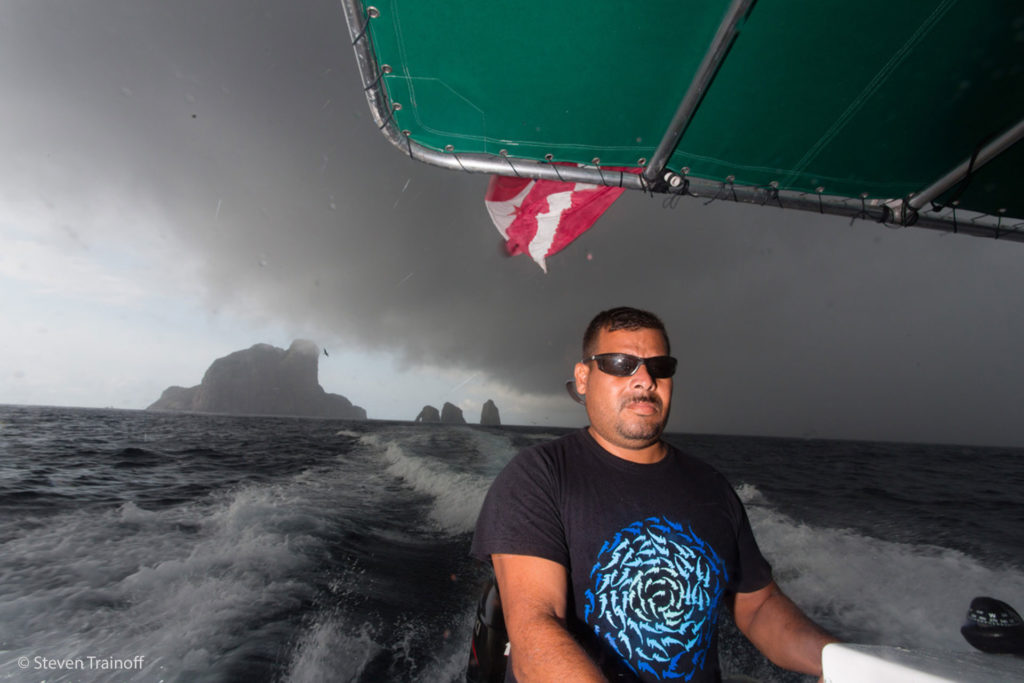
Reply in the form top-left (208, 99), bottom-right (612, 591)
top-left (471, 307), bottom-right (837, 681)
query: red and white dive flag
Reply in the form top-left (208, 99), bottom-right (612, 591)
top-left (484, 166), bottom-right (639, 272)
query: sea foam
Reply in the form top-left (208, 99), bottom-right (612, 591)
top-left (379, 440), bottom-right (492, 534)
top-left (743, 487), bottom-right (1024, 652)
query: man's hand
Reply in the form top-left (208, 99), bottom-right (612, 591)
top-left (730, 580), bottom-right (839, 676)
top-left (492, 554), bottom-right (605, 682)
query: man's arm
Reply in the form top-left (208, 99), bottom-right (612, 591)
top-left (492, 553), bottom-right (605, 682)
top-left (730, 580), bottom-right (839, 676)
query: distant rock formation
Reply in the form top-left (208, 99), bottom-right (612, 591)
top-left (480, 399), bottom-right (501, 426)
top-left (415, 405), bottom-right (441, 423)
top-left (413, 401), bottom-right (500, 424)
top-left (148, 340), bottom-right (366, 419)
top-left (441, 402), bottom-right (466, 424)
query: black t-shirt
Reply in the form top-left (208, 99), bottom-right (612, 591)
top-left (471, 429), bottom-right (772, 682)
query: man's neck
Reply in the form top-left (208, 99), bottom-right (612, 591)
top-left (587, 427), bottom-right (667, 465)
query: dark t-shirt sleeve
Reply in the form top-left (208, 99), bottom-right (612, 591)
top-left (724, 481), bottom-right (773, 593)
top-left (471, 447), bottom-right (568, 567)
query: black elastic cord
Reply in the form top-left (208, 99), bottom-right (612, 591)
top-left (704, 178), bottom-right (736, 206)
top-left (378, 101), bottom-right (396, 130)
top-left (502, 155), bottom-right (521, 178)
top-left (352, 13), bottom-right (371, 46)
top-left (942, 136), bottom-right (990, 209)
top-left (850, 196), bottom-right (870, 225)
top-left (662, 178), bottom-right (690, 209)
top-left (638, 173), bottom-right (653, 197)
top-left (364, 69), bottom-right (385, 92)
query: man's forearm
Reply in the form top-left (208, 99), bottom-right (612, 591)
top-left (509, 612), bottom-right (605, 682)
top-left (738, 587), bottom-right (838, 675)
top-left (492, 554), bottom-right (607, 682)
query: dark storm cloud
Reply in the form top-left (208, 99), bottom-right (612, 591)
top-left (6, 0), bottom-right (1024, 445)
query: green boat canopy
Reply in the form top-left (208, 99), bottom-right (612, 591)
top-left (342, 0), bottom-right (1024, 241)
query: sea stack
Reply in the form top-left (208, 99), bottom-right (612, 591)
top-left (480, 399), bottom-right (501, 426)
top-left (441, 402), bottom-right (466, 424)
top-left (415, 405), bottom-right (441, 423)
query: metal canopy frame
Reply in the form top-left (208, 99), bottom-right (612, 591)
top-left (907, 119), bottom-right (1024, 213)
top-left (642, 0), bottom-right (756, 185)
top-left (341, 0), bottom-right (1024, 243)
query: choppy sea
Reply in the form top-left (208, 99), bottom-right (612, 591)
top-left (1, 405), bottom-right (1022, 682)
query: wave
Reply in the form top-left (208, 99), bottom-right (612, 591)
top-left (281, 601), bottom-right (475, 683)
top-left (284, 616), bottom-right (383, 683)
top-left (462, 427), bottom-right (521, 474)
top-left (375, 438), bottom-right (493, 535)
top-left (735, 482), bottom-right (768, 506)
top-left (741, 487), bottom-right (1024, 652)
top-left (111, 447), bottom-right (165, 467)
top-left (0, 475), bottom-right (343, 682)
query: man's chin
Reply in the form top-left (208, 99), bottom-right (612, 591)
top-left (616, 421), bottom-right (665, 445)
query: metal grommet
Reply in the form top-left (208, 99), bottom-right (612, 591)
top-left (445, 144), bottom-right (454, 152)
top-left (401, 129), bottom-right (411, 136)
top-left (381, 64), bottom-right (392, 74)
top-left (681, 167), bottom-right (690, 175)
top-left (592, 157), bottom-right (601, 165)
top-left (816, 186), bottom-right (825, 194)
top-left (769, 181), bottom-right (779, 189)
top-left (725, 175), bottom-right (735, 183)
top-left (544, 153), bottom-right (554, 161)
top-left (499, 149), bottom-right (508, 156)
top-left (637, 157), bottom-right (647, 166)
top-left (392, 102), bottom-right (402, 111)
top-left (366, 6), bottom-right (380, 18)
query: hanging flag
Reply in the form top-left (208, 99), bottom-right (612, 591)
top-left (484, 165), bottom-right (640, 272)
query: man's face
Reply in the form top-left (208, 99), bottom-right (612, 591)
top-left (574, 326), bottom-right (673, 452)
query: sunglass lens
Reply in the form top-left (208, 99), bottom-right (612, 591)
top-left (598, 355), bottom-right (639, 376)
top-left (646, 356), bottom-right (677, 378)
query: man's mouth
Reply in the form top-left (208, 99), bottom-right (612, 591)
top-left (622, 394), bottom-right (661, 414)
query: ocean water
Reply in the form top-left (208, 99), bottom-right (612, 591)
top-left (0, 405), bottom-right (1022, 682)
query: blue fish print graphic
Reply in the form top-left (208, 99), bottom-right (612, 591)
top-left (584, 517), bottom-right (727, 680)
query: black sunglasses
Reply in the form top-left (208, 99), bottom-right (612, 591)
top-left (584, 353), bottom-right (677, 379)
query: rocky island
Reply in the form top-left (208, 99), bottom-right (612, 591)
top-left (148, 340), bottom-right (366, 419)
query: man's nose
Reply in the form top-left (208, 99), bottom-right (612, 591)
top-left (630, 361), bottom-right (656, 389)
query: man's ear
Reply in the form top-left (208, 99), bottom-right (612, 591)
top-left (574, 362), bottom-right (589, 398)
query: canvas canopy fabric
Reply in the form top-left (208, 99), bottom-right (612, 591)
top-left (343, 0), bottom-right (1024, 240)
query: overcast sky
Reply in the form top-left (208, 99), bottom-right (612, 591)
top-left (2, 0), bottom-right (1023, 446)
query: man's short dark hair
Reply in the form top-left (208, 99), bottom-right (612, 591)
top-left (582, 307), bottom-right (671, 358)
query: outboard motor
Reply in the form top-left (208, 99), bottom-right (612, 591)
top-left (466, 577), bottom-right (509, 682)
top-left (961, 596), bottom-right (1024, 655)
